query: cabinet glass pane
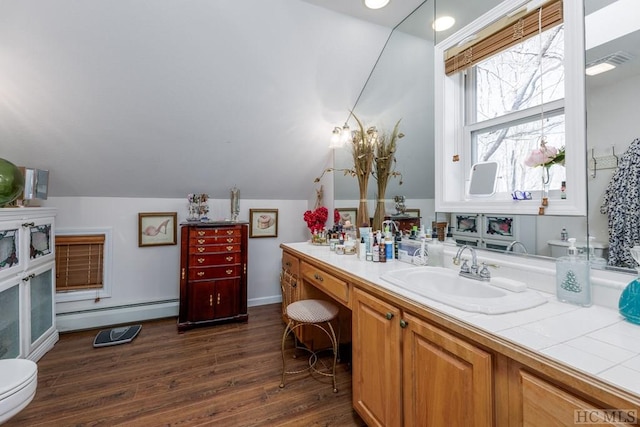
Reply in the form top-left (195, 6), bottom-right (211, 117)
top-left (0, 228), bottom-right (19, 274)
top-left (30, 223), bottom-right (52, 260)
top-left (30, 269), bottom-right (53, 344)
top-left (0, 284), bottom-right (20, 359)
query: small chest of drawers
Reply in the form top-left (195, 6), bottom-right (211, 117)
top-left (178, 222), bottom-right (248, 332)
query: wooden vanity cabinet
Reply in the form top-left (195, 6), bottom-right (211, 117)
top-left (178, 223), bottom-right (248, 332)
top-left (352, 289), bottom-right (493, 427)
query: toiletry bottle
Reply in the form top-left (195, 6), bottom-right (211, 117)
top-left (385, 227), bottom-right (394, 260)
top-left (359, 237), bottom-right (366, 261)
top-left (587, 236), bottom-right (607, 270)
top-left (556, 238), bottom-right (591, 306)
top-left (427, 229), bottom-right (444, 267)
top-left (444, 225), bottom-right (457, 246)
top-left (560, 227), bottom-right (568, 241)
top-left (394, 231), bottom-right (402, 259)
top-left (372, 233), bottom-right (380, 262)
top-left (379, 231), bottom-right (387, 263)
top-left (560, 181), bottom-right (566, 199)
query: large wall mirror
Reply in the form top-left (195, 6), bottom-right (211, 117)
top-left (335, 0), bottom-right (639, 275)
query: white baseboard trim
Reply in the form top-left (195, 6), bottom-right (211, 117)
top-left (248, 295), bottom-right (281, 307)
top-left (56, 296), bottom-right (282, 332)
top-left (56, 300), bottom-right (179, 332)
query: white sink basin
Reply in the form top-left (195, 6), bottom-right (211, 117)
top-left (380, 267), bottom-right (547, 314)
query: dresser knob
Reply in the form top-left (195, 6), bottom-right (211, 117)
top-left (197, 258), bottom-right (205, 263)
top-left (198, 231), bottom-right (205, 236)
top-left (226, 269), bottom-right (233, 275)
top-left (198, 239), bottom-right (205, 244)
top-left (197, 271), bottom-right (205, 277)
top-left (226, 238), bottom-right (234, 243)
top-left (226, 230), bottom-right (234, 235)
top-left (226, 246), bottom-right (233, 251)
top-left (226, 256), bottom-right (233, 262)
top-left (198, 247), bottom-right (205, 253)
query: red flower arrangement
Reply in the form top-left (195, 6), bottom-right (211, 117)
top-left (303, 206), bottom-right (328, 233)
top-left (334, 208), bottom-right (340, 225)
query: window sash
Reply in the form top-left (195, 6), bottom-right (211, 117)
top-left (445, 0), bottom-right (563, 76)
top-left (55, 234), bottom-right (105, 292)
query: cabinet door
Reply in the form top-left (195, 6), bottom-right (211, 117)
top-left (0, 277), bottom-right (21, 359)
top-left (352, 288), bottom-right (402, 427)
top-left (402, 312), bottom-right (493, 427)
top-left (0, 220), bottom-right (21, 281)
top-left (24, 216), bottom-right (55, 269)
top-left (512, 368), bottom-right (637, 426)
top-left (188, 281), bottom-right (216, 322)
top-left (29, 263), bottom-right (55, 351)
top-left (213, 278), bottom-right (239, 319)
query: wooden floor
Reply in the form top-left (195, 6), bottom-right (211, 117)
top-left (7, 304), bottom-right (365, 427)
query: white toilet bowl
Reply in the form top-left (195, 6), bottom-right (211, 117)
top-left (0, 359), bottom-right (38, 425)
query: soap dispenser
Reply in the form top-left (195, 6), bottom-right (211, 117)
top-left (619, 246), bottom-right (640, 325)
top-left (427, 229), bottom-right (444, 267)
top-left (556, 238), bottom-right (591, 307)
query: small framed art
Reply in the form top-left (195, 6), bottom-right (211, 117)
top-left (335, 207), bottom-right (358, 226)
top-left (249, 209), bottom-right (278, 238)
top-left (138, 212), bottom-right (178, 247)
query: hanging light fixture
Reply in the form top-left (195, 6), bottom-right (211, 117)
top-left (364, 0), bottom-right (390, 10)
top-left (340, 123), bottom-right (351, 144)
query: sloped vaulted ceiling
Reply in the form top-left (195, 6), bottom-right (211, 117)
top-left (0, 0), bottom-right (393, 199)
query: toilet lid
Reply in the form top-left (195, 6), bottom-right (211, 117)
top-left (0, 359), bottom-right (37, 400)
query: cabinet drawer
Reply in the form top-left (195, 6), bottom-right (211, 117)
top-left (282, 252), bottom-right (299, 276)
top-left (190, 265), bottom-right (241, 280)
top-left (190, 235), bottom-right (241, 246)
top-left (189, 253), bottom-right (241, 267)
top-left (189, 243), bottom-right (241, 255)
top-left (191, 228), bottom-right (241, 238)
top-left (301, 261), bottom-right (349, 305)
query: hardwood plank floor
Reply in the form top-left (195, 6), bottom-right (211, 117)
top-left (6, 304), bottom-right (365, 427)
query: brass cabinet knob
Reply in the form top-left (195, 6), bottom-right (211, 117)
top-left (197, 247), bottom-right (205, 253)
top-left (197, 271), bottom-right (205, 277)
top-left (226, 256), bottom-right (233, 262)
top-left (226, 269), bottom-right (233, 275)
top-left (197, 258), bottom-right (205, 264)
top-left (197, 231), bottom-right (205, 236)
top-left (226, 246), bottom-right (233, 251)
top-left (198, 239), bottom-right (205, 244)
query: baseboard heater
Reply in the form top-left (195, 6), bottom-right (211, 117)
top-left (56, 299), bottom-right (179, 332)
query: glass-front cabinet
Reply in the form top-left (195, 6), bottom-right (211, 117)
top-left (0, 208), bottom-right (58, 361)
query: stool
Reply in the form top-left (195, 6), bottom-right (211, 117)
top-left (279, 299), bottom-right (339, 393)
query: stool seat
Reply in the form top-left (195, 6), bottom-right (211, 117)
top-left (286, 299), bottom-right (339, 323)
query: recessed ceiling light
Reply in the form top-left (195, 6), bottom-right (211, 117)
top-left (585, 62), bottom-right (616, 76)
top-left (433, 16), bottom-right (455, 32)
top-left (364, 0), bottom-right (390, 10)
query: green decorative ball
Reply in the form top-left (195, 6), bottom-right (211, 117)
top-left (0, 158), bottom-right (25, 207)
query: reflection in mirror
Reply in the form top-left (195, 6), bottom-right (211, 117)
top-left (334, 0), bottom-right (596, 256)
top-left (468, 162), bottom-right (498, 197)
top-left (586, 0), bottom-right (640, 274)
top-left (334, 1), bottom-right (435, 230)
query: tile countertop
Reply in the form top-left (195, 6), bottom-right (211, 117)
top-left (282, 242), bottom-right (640, 397)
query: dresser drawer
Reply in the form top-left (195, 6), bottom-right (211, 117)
top-left (282, 252), bottom-right (299, 277)
top-left (189, 243), bottom-right (242, 255)
top-left (189, 264), bottom-right (241, 280)
top-left (190, 235), bottom-right (241, 246)
top-left (301, 261), bottom-right (349, 306)
top-left (189, 252), bottom-right (241, 267)
top-left (191, 228), bottom-right (241, 238)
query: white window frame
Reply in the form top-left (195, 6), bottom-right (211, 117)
top-left (434, 0), bottom-right (586, 216)
top-left (55, 227), bottom-right (113, 303)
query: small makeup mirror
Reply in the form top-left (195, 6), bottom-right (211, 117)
top-left (468, 162), bottom-right (498, 197)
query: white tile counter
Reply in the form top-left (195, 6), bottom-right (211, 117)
top-left (283, 241), bottom-right (640, 397)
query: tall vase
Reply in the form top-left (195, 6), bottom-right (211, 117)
top-left (541, 166), bottom-right (551, 207)
top-left (373, 198), bottom-right (386, 232)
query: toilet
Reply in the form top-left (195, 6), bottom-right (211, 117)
top-left (0, 359), bottom-right (38, 425)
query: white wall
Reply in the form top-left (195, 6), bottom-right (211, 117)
top-left (45, 196), bottom-right (308, 330)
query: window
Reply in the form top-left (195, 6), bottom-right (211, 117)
top-left (55, 234), bottom-right (105, 292)
top-left (54, 227), bottom-right (112, 302)
top-left (434, 0), bottom-right (586, 216)
top-left (466, 23), bottom-right (566, 194)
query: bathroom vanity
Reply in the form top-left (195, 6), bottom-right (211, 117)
top-left (281, 242), bottom-right (640, 427)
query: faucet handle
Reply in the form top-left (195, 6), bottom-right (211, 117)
top-left (479, 262), bottom-right (491, 279)
top-left (460, 259), bottom-right (470, 273)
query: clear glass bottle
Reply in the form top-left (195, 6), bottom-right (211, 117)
top-left (427, 230), bottom-right (444, 267)
top-left (556, 238), bottom-right (591, 306)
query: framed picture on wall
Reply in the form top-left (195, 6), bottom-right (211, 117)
top-left (405, 208), bottom-right (421, 218)
top-left (335, 207), bottom-right (358, 226)
top-left (138, 212), bottom-right (177, 247)
top-left (249, 209), bottom-right (278, 238)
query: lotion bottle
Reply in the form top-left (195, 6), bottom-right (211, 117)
top-left (427, 229), bottom-right (444, 267)
top-left (556, 238), bottom-right (591, 306)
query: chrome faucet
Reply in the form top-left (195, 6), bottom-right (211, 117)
top-left (453, 245), bottom-right (491, 281)
top-left (506, 240), bottom-right (528, 254)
